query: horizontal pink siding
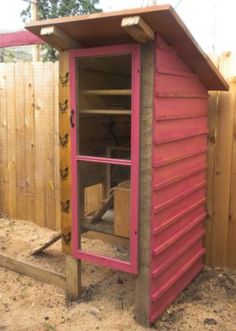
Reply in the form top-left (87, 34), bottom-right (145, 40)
top-left (149, 36), bottom-right (208, 324)
top-left (0, 31), bottom-right (43, 48)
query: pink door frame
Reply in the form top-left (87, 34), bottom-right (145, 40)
top-left (69, 44), bottom-right (141, 274)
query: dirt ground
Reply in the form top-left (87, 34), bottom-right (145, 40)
top-left (0, 217), bottom-right (236, 331)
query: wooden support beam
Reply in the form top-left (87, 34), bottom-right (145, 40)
top-left (0, 253), bottom-right (65, 289)
top-left (121, 16), bottom-right (155, 44)
top-left (65, 255), bottom-right (81, 301)
top-left (134, 43), bottom-right (155, 327)
top-left (59, 51), bottom-right (72, 253)
top-left (40, 26), bottom-right (80, 51)
top-left (31, 0), bottom-right (40, 61)
top-left (0, 31), bottom-right (43, 48)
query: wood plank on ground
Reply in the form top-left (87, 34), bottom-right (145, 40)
top-left (0, 253), bottom-right (65, 289)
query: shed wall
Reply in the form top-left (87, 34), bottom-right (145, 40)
top-left (149, 36), bottom-right (208, 323)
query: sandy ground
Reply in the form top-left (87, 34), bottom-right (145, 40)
top-left (0, 217), bottom-right (236, 331)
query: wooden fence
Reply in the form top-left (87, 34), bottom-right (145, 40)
top-left (206, 52), bottom-right (236, 269)
top-left (0, 62), bottom-right (60, 230)
top-left (0, 57), bottom-right (235, 268)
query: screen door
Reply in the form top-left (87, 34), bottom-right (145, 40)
top-left (70, 44), bottom-right (140, 273)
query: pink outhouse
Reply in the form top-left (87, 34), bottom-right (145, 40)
top-left (26, 5), bottom-right (228, 326)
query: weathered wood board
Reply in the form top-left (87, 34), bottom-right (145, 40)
top-left (0, 62), bottom-right (60, 230)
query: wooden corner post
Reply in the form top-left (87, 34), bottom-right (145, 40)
top-left (134, 43), bottom-right (155, 326)
top-left (59, 51), bottom-right (81, 299)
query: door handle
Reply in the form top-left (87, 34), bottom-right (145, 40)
top-left (70, 109), bottom-right (75, 128)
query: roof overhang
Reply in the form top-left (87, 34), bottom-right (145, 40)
top-left (26, 5), bottom-right (229, 91)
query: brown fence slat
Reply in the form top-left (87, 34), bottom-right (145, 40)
top-left (44, 62), bottom-right (56, 229)
top-left (0, 64), bottom-right (8, 214)
top-left (24, 63), bottom-right (36, 222)
top-left (206, 91), bottom-right (218, 266)
top-left (228, 80), bottom-right (236, 268)
top-left (6, 63), bottom-right (17, 218)
top-left (34, 63), bottom-right (46, 227)
top-left (15, 63), bottom-right (26, 220)
top-left (53, 62), bottom-right (60, 230)
top-left (206, 52), bottom-right (236, 268)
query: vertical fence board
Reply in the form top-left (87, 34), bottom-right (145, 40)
top-left (210, 94), bottom-right (232, 266)
top-left (54, 62), bottom-right (60, 230)
top-left (206, 91), bottom-right (218, 266)
top-left (6, 64), bottom-right (17, 218)
top-left (15, 63), bottom-right (26, 219)
top-left (44, 62), bottom-right (55, 229)
top-left (0, 64), bottom-right (8, 214)
top-left (34, 63), bottom-right (46, 226)
top-left (24, 63), bottom-right (36, 222)
top-left (228, 80), bottom-right (236, 268)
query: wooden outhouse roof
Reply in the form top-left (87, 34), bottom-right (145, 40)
top-left (26, 5), bottom-right (228, 91)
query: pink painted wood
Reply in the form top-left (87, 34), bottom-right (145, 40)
top-left (0, 30), bottom-right (43, 48)
top-left (149, 35), bottom-right (208, 323)
top-left (69, 44), bottom-right (141, 274)
top-left (76, 155), bottom-right (131, 166)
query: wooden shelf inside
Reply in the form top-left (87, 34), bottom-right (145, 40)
top-left (79, 109), bottom-right (131, 115)
top-left (81, 89), bottom-right (131, 96)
